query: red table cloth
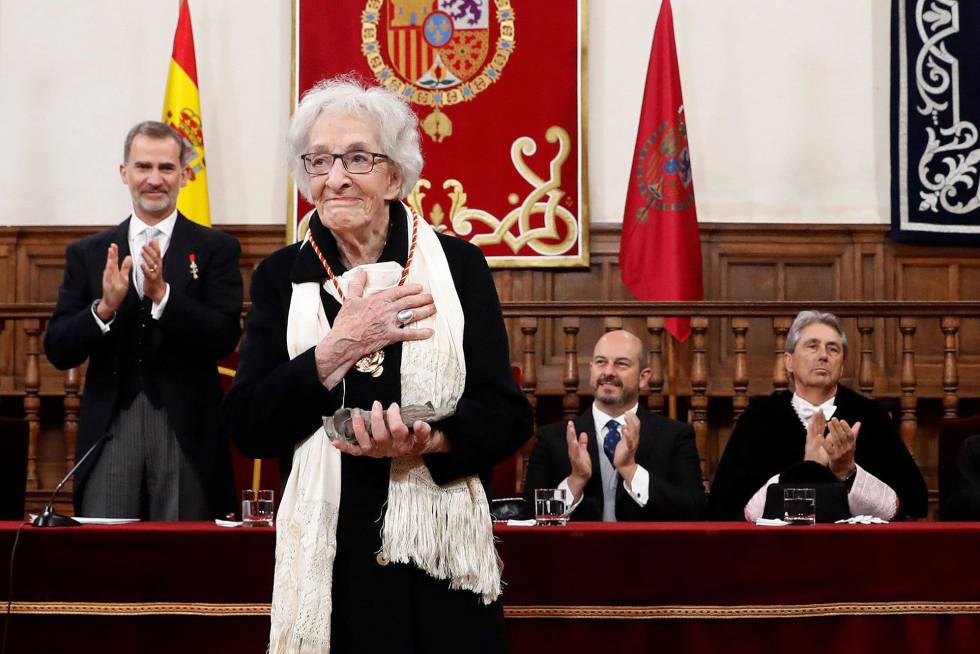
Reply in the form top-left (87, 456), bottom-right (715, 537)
top-left (2, 521), bottom-right (979, 653)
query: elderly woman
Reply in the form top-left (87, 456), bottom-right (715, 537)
top-left (222, 77), bottom-right (532, 653)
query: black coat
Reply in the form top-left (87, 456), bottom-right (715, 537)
top-left (707, 386), bottom-right (929, 520)
top-left (948, 434), bottom-right (980, 520)
top-left (44, 213), bottom-right (243, 516)
top-left (524, 408), bottom-right (706, 521)
top-left (221, 205), bottom-right (532, 652)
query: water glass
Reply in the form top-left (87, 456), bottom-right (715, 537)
top-left (534, 488), bottom-right (568, 526)
top-left (242, 489), bottom-right (275, 527)
top-left (783, 487), bottom-right (816, 525)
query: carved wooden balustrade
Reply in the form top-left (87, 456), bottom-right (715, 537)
top-left (3, 300), bottom-right (980, 515)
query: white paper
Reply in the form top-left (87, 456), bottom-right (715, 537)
top-left (29, 514), bottom-right (140, 525)
top-left (834, 515), bottom-right (889, 524)
top-left (214, 519), bottom-right (244, 528)
top-left (754, 518), bottom-right (790, 526)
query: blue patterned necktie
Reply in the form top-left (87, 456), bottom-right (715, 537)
top-left (603, 419), bottom-right (621, 464)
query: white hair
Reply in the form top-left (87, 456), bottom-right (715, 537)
top-left (287, 75), bottom-right (423, 201)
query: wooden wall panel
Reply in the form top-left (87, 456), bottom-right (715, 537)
top-left (4, 222), bottom-right (980, 399)
top-left (7, 222), bottom-right (980, 510)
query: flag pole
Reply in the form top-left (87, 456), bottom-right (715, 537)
top-left (252, 459), bottom-right (262, 494)
top-left (667, 334), bottom-right (678, 420)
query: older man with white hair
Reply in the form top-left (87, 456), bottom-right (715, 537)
top-left (707, 310), bottom-right (927, 521)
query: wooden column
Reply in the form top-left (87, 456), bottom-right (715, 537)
top-left (603, 317), bottom-right (623, 333)
top-left (518, 318), bottom-right (539, 495)
top-left (772, 317), bottom-right (791, 392)
top-left (562, 318), bottom-right (580, 421)
top-left (645, 318), bottom-right (665, 415)
top-left (857, 317), bottom-right (875, 397)
top-left (64, 367), bottom-right (82, 489)
top-left (899, 317), bottom-right (918, 453)
top-left (941, 316), bottom-right (960, 419)
top-left (731, 318), bottom-right (749, 420)
top-left (519, 318), bottom-right (539, 416)
top-left (24, 319), bottom-right (43, 490)
top-left (690, 318), bottom-right (709, 478)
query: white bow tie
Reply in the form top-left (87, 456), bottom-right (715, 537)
top-left (793, 395), bottom-right (837, 423)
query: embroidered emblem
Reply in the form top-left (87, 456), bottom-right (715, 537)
top-left (634, 106), bottom-right (695, 223)
top-left (362, 0), bottom-right (516, 142)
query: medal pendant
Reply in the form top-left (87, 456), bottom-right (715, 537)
top-left (355, 350), bottom-right (385, 377)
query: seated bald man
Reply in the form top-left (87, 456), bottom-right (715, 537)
top-left (707, 310), bottom-right (928, 521)
top-left (523, 330), bottom-right (706, 521)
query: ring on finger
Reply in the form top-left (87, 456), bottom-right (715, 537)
top-left (396, 308), bottom-right (415, 327)
top-left (148, 265), bottom-right (157, 272)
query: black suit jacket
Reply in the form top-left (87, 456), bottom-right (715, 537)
top-left (44, 213), bottom-right (243, 516)
top-left (524, 408), bottom-right (706, 521)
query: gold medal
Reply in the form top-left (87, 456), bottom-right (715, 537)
top-left (354, 350), bottom-right (385, 377)
top-left (306, 213), bottom-right (419, 376)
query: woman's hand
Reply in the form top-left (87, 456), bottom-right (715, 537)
top-left (314, 269), bottom-right (436, 389)
top-left (332, 401), bottom-right (451, 458)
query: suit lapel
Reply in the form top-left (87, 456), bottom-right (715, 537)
top-left (578, 412), bottom-right (601, 477)
top-left (163, 213), bottom-right (194, 296)
top-left (113, 218), bottom-right (132, 260)
top-left (111, 218), bottom-right (143, 309)
top-left (566, 412), bottom-right (600, 519)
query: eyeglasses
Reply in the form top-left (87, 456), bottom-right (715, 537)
top-left (299, 150), bottom-right (390, 176)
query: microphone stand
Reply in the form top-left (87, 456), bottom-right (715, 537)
top-left (31, 433), bottom-right (111, 527)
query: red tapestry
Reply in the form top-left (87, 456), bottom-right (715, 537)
top-left (294, 0), bottom-right (586, 267)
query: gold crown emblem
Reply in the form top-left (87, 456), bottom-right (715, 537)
top-left (166, 108), bottom-right (204, 150)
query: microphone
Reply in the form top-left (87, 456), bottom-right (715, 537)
top-left (31, 432), bottom-right (113, 527)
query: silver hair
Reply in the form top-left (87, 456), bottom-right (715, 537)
top-left (785, 310), bottom-right (848, 357)
top-left (287, 76), bottom-right (423, 202)
top-left (124, 121), bottom-right (193, 167)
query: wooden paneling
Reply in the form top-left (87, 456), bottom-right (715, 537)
top-left (6, 221), bottom-right (980, 509)
top-left (5, 222), bottom-right (980, 396)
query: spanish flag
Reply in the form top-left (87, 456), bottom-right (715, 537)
top-left (163, 0), bottom-right (210, 227)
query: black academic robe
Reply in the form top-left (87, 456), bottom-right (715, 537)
top-left (221, 203), bottom-right (532, 653)
top-left (523, 408), bottom-right (706, 521)
top-left (707, 386), bottom-right (928, 520)
top-left (948, 434), bottom-right (980, 520)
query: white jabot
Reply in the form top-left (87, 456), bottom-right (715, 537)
top-left (791, 393), bottom-right (837, 428)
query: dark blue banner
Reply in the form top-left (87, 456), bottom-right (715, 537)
top-left (892, 0), bottom-right (980, 244)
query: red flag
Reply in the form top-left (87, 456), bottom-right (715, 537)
top-left (620, 0), bottom-right (703, 342)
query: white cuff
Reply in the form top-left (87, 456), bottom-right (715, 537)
top-left (558, 478), bottom-right (584, 515)
top-left (151, 283), bottom-right (170, 319)
top-left (847, 465), bottom-right (899, 520)
top-left (744, 474), bottom-right (780, 522)
top-left (91, 300), bottom-right (114, 333)
top-left (623, 465), bottom-right (649, 507)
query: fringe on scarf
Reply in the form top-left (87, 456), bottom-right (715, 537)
top-left (380, 456), bottom-right (502, 604)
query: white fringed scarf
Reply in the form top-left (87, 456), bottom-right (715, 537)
top-left (269, 206), bottom-right (501, 654)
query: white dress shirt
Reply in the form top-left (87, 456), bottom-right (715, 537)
top-left (92, 211), bottom-right (176, 332)
top-left (743, 392), bottom-right (899, 521)
top-left (559, 403), bottom-right (650, 520)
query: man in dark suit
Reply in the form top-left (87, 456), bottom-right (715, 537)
top-left (44, 121), bottom-right (242, 520)
top-left (524, 330), bottom-right (705, 521)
